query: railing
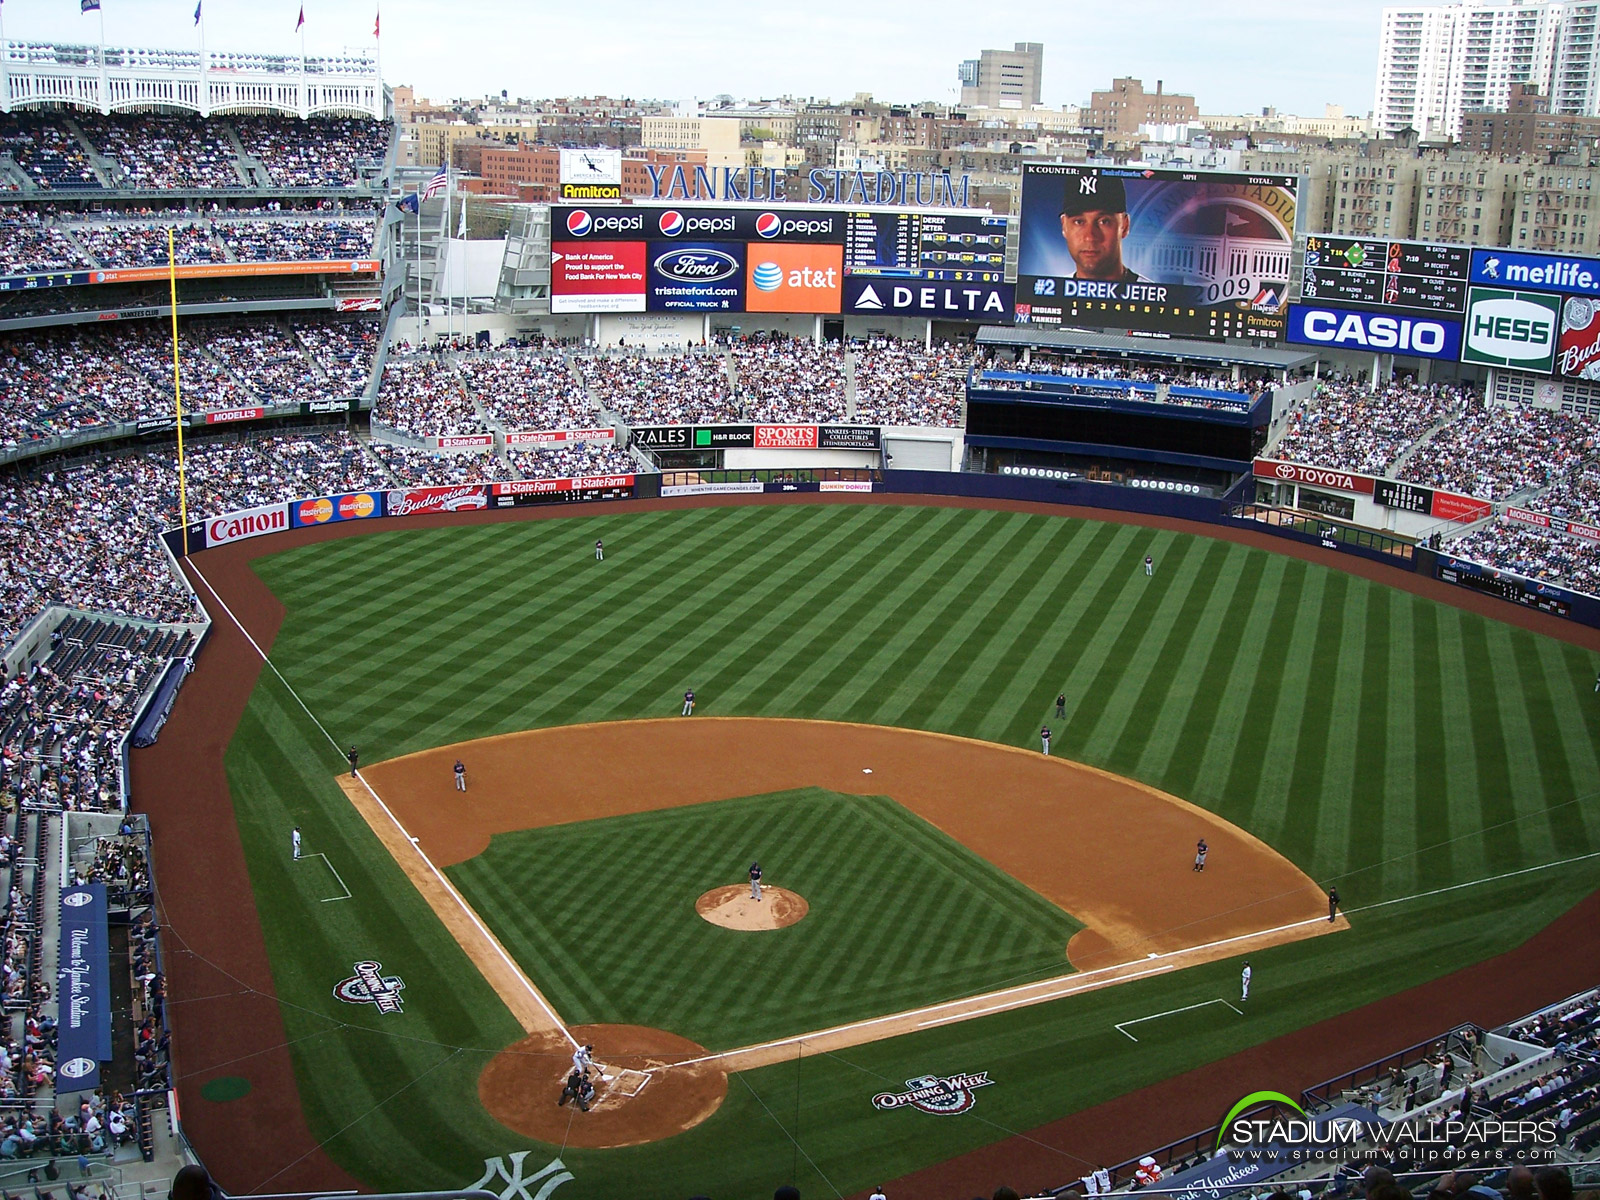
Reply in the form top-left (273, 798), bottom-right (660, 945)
top-left (1301, 1025), bottom-right (1484, 1109)
top-left (1226, 503), bottom-right (1417, 562)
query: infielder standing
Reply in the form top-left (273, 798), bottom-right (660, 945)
top-left (1328, 887), bottom-right (1341, 922)
top-left (1241, 960), bottom-right (1252, 1002)
top-left (291, 826), bottom-right (301, 860)
top-left (1193, 838), bottom-right (1208, 872)
top-left (595, 539), bottom-right (604, 561)
top-left (682, 689), bottom-right (695, 716)
top-left (1040, 725), bottom-right (1052, 755)
top-left (347, 746), bottom-right (359, 777)
top-left (749, 861), bottom-right (763, 901)
top-left (453, 759), bottom-right (466, 792)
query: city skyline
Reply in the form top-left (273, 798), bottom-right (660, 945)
top-left (0, 0), bottom-right (1398, 118)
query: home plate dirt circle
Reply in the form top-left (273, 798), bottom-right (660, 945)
top-left (478, 1024), bottom-right (726, 1148)
top-left (695, 885), bottom-right (809, 930)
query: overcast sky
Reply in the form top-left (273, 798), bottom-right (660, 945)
top-left (0, 0), bottom-right (1395, 118)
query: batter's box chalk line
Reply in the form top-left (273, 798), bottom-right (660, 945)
top-left (1114, 997), bottom-right (1242, 1042)
top-left (294, 851), bottom-right (352, 902)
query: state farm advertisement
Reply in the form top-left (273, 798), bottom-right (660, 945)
top-left (386, 486), bottom-right (488, 516)
top-left (551, 242), bottom-right (646, 313)
top-left (755, 424), bottom-right (819, 449)
top-left (431, 433), bottom-right (495, 451)
top-left (504, 428), bottom-right (616, 447)
top-left (291, 491), bottom-right (384, 528)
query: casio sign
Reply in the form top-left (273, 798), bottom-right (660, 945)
top-left (1299, 309), bottom-right (1448, 354)
top-left (654, 248), bottom-right (739, 282)
top-left (564, 209), bottom-right (644, 237)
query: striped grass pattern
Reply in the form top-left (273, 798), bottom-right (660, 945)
top-left (446, 789), bottom-right (1084, 1050)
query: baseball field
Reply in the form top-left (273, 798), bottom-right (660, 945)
top-left (136, 496), bottom-right (1600, 1200)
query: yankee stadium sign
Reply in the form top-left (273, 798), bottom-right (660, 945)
top-left (644, 164), bottom-right (974, 207)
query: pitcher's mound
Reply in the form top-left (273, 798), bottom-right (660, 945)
top-left (695, 885), bottom-right (809, 930)
top-left (479, 1024), bottom-right (726, 1148)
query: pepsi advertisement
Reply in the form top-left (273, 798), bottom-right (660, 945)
top-left (646, 241), bottom-right (745, 311)
top-left (1015, 164), bottom-right (1299, 339)
top-left (554, 206), bottom-right (844, 244)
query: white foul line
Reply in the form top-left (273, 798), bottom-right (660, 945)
top-left (1115, 997), bottom-right (1242, 1042)
top-left (189, 559), bottom-right (580, 1049)
top-left (295, 851), bottom-right (351, 902)
top-left (1346, 850), bottom-right (1600, 914)
top-left (917, 963), bottom-right (1176, 1029)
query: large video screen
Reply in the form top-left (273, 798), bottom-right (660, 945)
top-left (1015, 165), bottom-right (1299, 339)
top-left (549, 204), bottom-right (1008, 320)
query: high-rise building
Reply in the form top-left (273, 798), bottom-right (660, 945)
top-left (957, 42), bottom-right (1043, 109)
top-left (1373, 1), bottom-right (1600, 141)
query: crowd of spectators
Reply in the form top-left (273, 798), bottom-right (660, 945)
top-left (1400, 401), bottom-right (1598, 500)
top-left (507, 443), bottom-right (635, 480)
top-left (214, 217), bottom-right (376, 262)
top-left (72, 222), bottom-right (222, 268)
top-left (374, 357), bottom-right (481, 438)
top-left (292, 317), bottom-right (377, 394)
top-left (78, 114), bottom-right (242, 191)
top-left (1002, 354), bottom-right (1268, 394)
top-left (458, 349), bottom-right (600, 431)
top-left (731, 337), bottom-right (846, 423)
top-left (1273, 380), bottom-right (1469, 477)
top-left (1448, 521), bottom-right (1600, 594)
top-left (184, 321), bottom-right (323, 405)
top-left (368, 443), bottom-right (508, 485)
top-left (0, 116), bottom-right (100, 191)
top-left (0, 210), bottom-right (90, 274)
top-left (578, 349), bottom-right (738, 425)
top-left (853, 338), bottom-right (973, 427)
top-left (232, 116), bottom-right (391, 188)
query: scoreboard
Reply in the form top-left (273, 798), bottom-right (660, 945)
top-left (1300, 236), bottom-right (1469, 314)
top-left (844, 212), bottom-right (1006, 282)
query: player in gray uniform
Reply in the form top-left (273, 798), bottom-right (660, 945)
top-left (749, 861), bottom-right (763, 901)
top-left (595, 539), bottom-right (604, 561)
top-left (1041, 726), bottom-right (1052, 755)
top-left (1193, 838), bottom-right (1207, 871)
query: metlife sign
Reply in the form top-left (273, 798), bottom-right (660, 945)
top-left (1461, 287), bottom-right (1561, 371)
top-left (1286, 303), bottom-right (1462, 361)
top-left (843, 277), bottom-right (1014, 322)
top-left (1469, 248), bottom-right (1600, 297)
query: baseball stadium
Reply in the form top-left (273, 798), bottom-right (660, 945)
top-left (0, 19), bottom-right (1596, 1200)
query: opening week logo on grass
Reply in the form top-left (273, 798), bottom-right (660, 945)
top-left (1216, 1091), bottom-right (1562, 1166)
top-left (871, 1071), bottom-right (994, 1115)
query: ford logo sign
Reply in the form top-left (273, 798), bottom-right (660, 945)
top-left (654, 248), bottom-right (739, 283)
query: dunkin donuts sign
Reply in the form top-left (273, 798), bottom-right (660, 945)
top-left (291, 491), bottom-right (384, 528)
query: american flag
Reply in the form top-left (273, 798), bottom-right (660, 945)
top-left (422, 165), bottom-right (448, 201)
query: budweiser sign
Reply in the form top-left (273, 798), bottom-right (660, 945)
top-left (204, 406), bottom-right (265, 425)
top-left (1252, 459), bottom-right (1375, 496)
top-left (754, 424), bottom-right (819, 450)
top-left (504, 428), bottom-right (616, 447)
top-left (205, 502), bottom-right (287, 546)
top-left (387, 486), bottom-right (488, 516)
top-left (433, 433), bottom-right (495, 450)
top-left (1559, 296), bottom-right (1600, 379)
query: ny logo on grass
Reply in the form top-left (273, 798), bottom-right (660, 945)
top-left (468, 1152), bottom-right (572, 1200)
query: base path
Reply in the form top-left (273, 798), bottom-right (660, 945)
top-left (360, 717), bottom-right (1337, 980)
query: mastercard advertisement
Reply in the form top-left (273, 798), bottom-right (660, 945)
top-left (290, 491), bottom-right (385, 528)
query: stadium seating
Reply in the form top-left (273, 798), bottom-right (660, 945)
top-left (457, 348), bottom-right (600, 431)
top-left (1399, 402), bottom-right (1597, 500)
top-left (373, 356), bottom-right (481, 438)
top-left (1272, 379), bottom-right (1468, 477)
top-left (853, 338), bottom-right (973, 428)
top-left (579, 349), bottom-right (739, 425)
top-left (1446, 521), bottom-right (1600, 593)
top-left (731, 336), bottom-right (846, 423)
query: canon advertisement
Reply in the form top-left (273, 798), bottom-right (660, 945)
top-left (1016, 164), bottom-right (1298, 339)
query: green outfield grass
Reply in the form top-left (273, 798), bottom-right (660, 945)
top-left (218, 502), bottom-right (1600, 1199)
top-left (447, 788), bottom-right (1084, 1049)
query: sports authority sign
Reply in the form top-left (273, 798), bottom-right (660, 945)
top-left (871, 1071), bottom-right (994, 1115)
top-left (1252, 459), bottom-right (1376, 495)
top-left (755, 424), bottom-right (819, 449)
top-left (333, 961), bottom-right (405, 1014)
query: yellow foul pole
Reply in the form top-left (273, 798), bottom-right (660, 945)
top-left (168, 229), bottom-right (190, 557)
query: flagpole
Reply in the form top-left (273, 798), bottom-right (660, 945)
top-left (414, 190), bottom-right (422, 347)
top-left (168, 231), bottom-right (190, 558)
top-left (97, 3), bottom-right (107, 114)
top-left (197, 1), bottom-right (207, 116)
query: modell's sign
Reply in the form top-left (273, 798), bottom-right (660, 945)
top-left (433, 433), bottom-right (495, 450)
top-left (1252, 459), bottom-right (1376, 496)
top-left (205, 502), bottom-right (287, 547)
top-left (504, 428), bottom-right (616, 447)
top-left (203, 406), bottom-right (265, 425)
top-left (755, 424), bottom-right (819, 449)
top-left (387, 486), bottom-right (488, 516)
